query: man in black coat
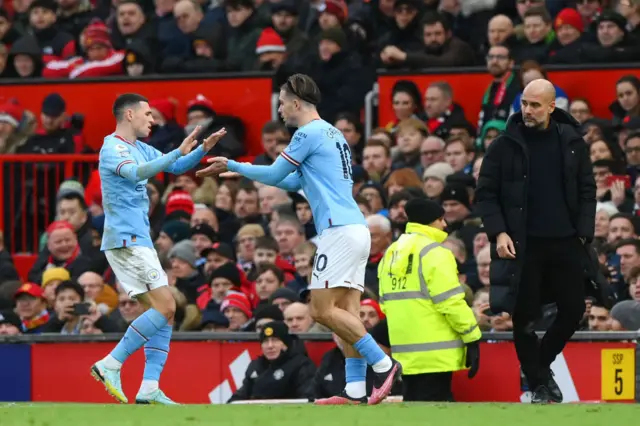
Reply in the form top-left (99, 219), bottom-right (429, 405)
top-left (475, 79), bottom-right (596, 404)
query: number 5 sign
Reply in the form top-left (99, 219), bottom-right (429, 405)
top-left (601, 349), bottom-right (636, 401)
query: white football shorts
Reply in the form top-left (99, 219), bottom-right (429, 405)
top-left (308, 224), bottom-right (370, 292)
top-left (105, 246), bottom-right (168, 297)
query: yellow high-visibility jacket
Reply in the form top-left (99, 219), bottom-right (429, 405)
top-left (378, 222), bottom-right (482, 375)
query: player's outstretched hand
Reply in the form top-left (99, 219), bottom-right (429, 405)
top-left (196, 156), bottom-right (229, 178)
top-left (178, 125), bottom-right (201, 156)
top-left (202, 128), bottom-right (227, 153)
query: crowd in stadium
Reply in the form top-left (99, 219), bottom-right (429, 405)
top-left (1, 0), bottom-right (640, 401)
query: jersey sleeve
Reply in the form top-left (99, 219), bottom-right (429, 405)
top-left (100, 143), bottom-right (138, 178)
top-left (142, 143), bottom-right (205, 175)
top-left (281, 129), bottom-right (314, 167)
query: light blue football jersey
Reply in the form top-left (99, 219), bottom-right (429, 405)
top-left (280, 119), bottom-right (366, 234)
top-left (99, 133), bottom-right (204, 250)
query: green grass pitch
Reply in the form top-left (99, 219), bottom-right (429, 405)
top-left (1, 403), bottom-right (638, 426)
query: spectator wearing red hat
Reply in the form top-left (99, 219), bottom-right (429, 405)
top-left (27, 220), bottom-right (94, 285)
top-left (185, 94), bottom-right (244, 158)
top-left (146, 98), bottom-right (186, 154)
top-left (319, 0), bottom-right (348, 31)
top-left (43, 19), bottom-right (125, 79)
top-left (221, 291), bottom-right (253, 330)
top-left (165, 188), bottom-right (195, 222)
top-left (14, 282), bottom-right (50, 334)
top-left (28, 0), bottom-right (76, 63)
top-left (548, 8), bottom-right (585, 64)
top-left (255, 27), bottom-right (287, 71)
top-left (0, 100), bottom-right (36, 154)
top-left (360, 298), bottom-right (385, 330)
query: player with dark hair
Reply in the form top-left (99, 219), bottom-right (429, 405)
top-left (90, 93), bottom-right (226, 404)
top-left (197, 74), bottom-right (401, 405)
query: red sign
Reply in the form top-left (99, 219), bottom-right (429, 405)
top-left (378, 69), bottom-right (638, 130)
top-left (2, 77), bottom-right (273, 155)
top-left (30, 341), bottom-right (635, 403)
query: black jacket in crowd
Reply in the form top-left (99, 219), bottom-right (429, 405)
top-left (474, 109), bottom-right (598, 315)
top-left (312, 347), bottom-right (375, 399)
top-left (228, 345), bottom-right (316, 402)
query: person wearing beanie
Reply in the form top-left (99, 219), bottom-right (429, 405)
top-left (319, 0), bottom-right (348, 29)
top-left (255, 27), bottom-right (287, 71)
top-left (209, 261), bottom-right (243, 302)
top-left (253, 303), bottom-right (285, 332)
top-left (360, 298), bottom-right (385, 330)
top-left (423, 162), bottom-right (455, 200)
top-left (28, 0), bottom-right (76, 63)
top-left (165, 189), bottom-right (195, 222)
top-left (155, 220), bottom-right (192, 259)
top-left (578, 10), bottom-right (639, 64)
top-left (228, 320), bottom-right (316, 402)
top-left (199, 308), bottom-right (229, 331)
top-left (41, 267), bottom-right (71, 307)
top-left (439, 184), bottom-right (472, 229)
top-left (268, 287), bottom-right (299, 311)
top-left (168, 239), bottom-right (207, 306)
top-left (220, 291), bottom-right (253, 331)
top-left (611, 300), bottom-right (640, 331)
top-left (377, 197), bottom-right (481, 402)
top-left (190, 223), bottom-right (218, 255)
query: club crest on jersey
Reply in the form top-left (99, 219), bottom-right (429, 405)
top-left (147, 269), bottom-right (160, 281)
top-left (273, 369), bottom-right (284, 380)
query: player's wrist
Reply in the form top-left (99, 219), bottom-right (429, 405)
top-left (227, 160), bottom-right (238, 171)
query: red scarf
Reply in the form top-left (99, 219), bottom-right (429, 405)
top-left (48, 245), bottom-right (80, 269)
top-left (22, 309), bottom-right (50, 332)
top-left (493, 72), bottom-right (512, 106)
top-left (427, 106), bottom-right (453, 133)
top-left (368, 252), bottom-right (384, 265)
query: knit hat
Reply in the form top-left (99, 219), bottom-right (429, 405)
top-left (168, 240), bottom-right (198, 267)
top-left (268, 287), bottom-right (299, 304)
top-left (46, 220), bottom-right (74, 235)
top-left (253, 303), bottom-right (284, 322)
top-left (42, 267), bottom-right (71, 288)
top-left (404, 197), bottom-right (444, 225)
top-left (202, 241), bottom-right (236, 261)
top-left (41, 93), bottom-right (66, 118)
top-left (200, 308), bottom-right (229, 329)
top-left (0, 102), bottom-right (23, 128)
top-left (149, 99), bottom-right (177, 122)
top-left (57, 179), bottom-right (84, 200)
top-left (358, 181), bottom-right (387, 207)
top-left (191, 223), bottom-right (217, 243)
top-left (446, 171), bottom-right (476, 189)
top-left (210, 262), bottom-right (241, 287)
top-left (161, 220), bottom-right (191, 243)
top-left (440, 184), bottom-right (471, 210)
top-left (0, 310), bottom-right (21, 329)
top-left (165, 190), bottom-right (195, 217)
top-left (320, 28), bottom-right (347, 48)
top-left (187, 94), bottom-right (215, 116)
top-left (259, 320), bottom-right (293, 347)
top-left (422, 162), bottom-right (455, 182)
top-left (322, 0), bottom-right (348, 23)
top-left (82, 19), bottom-right (112, 49)
top-left (611, 300), bottom-right (640, 331)
top-left (554, 8), bottom-right (584, 33)
top-left (29, 0), bottom-right (57, 13)
top-left (256, 27), bottom-right (286, 55)
top-left (92, 214), bottom-right (105, 236)
top-left (361, 298), bottom-right (386, 320)
top-left (596, 11), bottom-right (627, 33)
top-left (220, 292), bottom-right (253, 319)
top-left (270, 0), bottom-right (297, 15)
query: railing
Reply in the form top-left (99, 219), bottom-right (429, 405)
top-left (0, 331), bottom-right (637, 403)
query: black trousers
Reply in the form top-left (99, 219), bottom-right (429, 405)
top-left (402, 372), bottom-right (454, 402)
top-left (513, 237), bottom-right (586, 389)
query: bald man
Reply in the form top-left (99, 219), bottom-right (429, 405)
top-left (487, 15), bottom-right (514, 47)
top-left (475, 79), bottom-right (597, 404)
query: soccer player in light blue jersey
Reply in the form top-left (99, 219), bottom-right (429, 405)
top-left (197, 74), bottom-right (401, 405)
top-left (91, 93), bottom-right (226, 405)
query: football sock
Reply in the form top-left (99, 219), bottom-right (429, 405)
top-left (140, 324), bottom-right (172, 393)
top-left (344, 357), bottom-right (367, 399)
top-left (109, 308), bottom-right (167, 366)
top-left (354, 333), bottom-right (392, 373)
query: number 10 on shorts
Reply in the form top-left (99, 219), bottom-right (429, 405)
top-left (600, 348), bottom-right (635, 401)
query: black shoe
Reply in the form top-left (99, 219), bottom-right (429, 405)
top-left (531, 385), bottom-right (553, 404)
top-left (543, 369), bottom-right (563, 403)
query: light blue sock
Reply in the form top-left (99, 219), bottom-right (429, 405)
top-left (344, 357), bottom-right (367, 398)
top-left (143, 324), bottom-right (172, 381)
top-left (353, 333), bottom-right (387, 366)
top-left (110, 309), bottom-right (167, 364)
